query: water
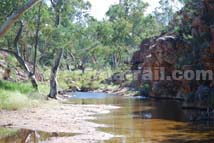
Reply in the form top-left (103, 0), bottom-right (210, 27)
top-left (1, 92), bottom-right (214, 143)
top-left (71, 92), bottom-right (110, 99)
top-left (0, 128), bottom-right (75, 143)
top-left (68, 92), bottom-right (214, 143)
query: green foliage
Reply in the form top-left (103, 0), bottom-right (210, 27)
top-left (0, 89), bottom-right (39, 110)
top-left (57, 70), bottom-right (110, 90)
top-left (0, 0), bottom-right (164, 70)
top-left (0, 80), bottom-right (34, 94)
top-left (0, 0), bottom-right (27, 24)
top-left (0, 128), bottom-right (18, 138)
top-left (0, 81), bottom-right (42, 110)
top-left (5, 55), bottom-right (18, 67)
top-left (154, 0), bottom-right (183, 25)
top-left (38, 83), bottom-right (50, 95)
top-left (173, 26), bottom-right (181, 33)
top-left (95, 0), bottom-right (163, 67)
top-left (106, 0), bottom-right (161, 46)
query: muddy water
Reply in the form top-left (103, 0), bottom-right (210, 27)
top-left (0, 128), bottom-right (76, 143)
top-left (70, 93), bottom-right (214, 143)
top-left (1, 92), bottom-right (214, 143)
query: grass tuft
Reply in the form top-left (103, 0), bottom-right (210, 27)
top-left (0, 80), bottom-right (40, 110)
top-left (0, 128), bottom-right (18, 138)
top-left (0, 89), bottom-right (40, 110)
top-left (0, 80), bottom-right (34, 94)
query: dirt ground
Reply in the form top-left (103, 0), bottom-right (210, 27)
top-left (0, 103), bottom-right (119, 143)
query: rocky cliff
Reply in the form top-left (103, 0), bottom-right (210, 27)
top-left (131, 0), bottom-right (214, 107)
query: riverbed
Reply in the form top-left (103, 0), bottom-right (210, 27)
top-left (0, 92), bottom-right (214, 143)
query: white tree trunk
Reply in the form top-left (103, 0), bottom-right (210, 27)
top-left (48, 48), bottom-right (64, 98)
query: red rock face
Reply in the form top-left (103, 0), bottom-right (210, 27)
top-left (140, 38), bottom-right (151, 51)
top-left (191, 16), bottom-right (210, 37)
top-left (203, 36), bottom-right (214, 70)
top-left (131, 38), bottom-right (155, 70)
top-left (199, 21), bottom-right (210, 35)
top-left (131, 0), bottom-right (214, 99)
top-left (192, 16), bottom-right (201, 28)
top-left (131, 51), bottom-right (144, 70)
top-left (131, 35), bottom-right (178, 92)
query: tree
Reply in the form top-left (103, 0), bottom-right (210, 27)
top-left (0, 21), bottom-right (38, 89)
top-left (0, 0), bottom-right (164, 97)
top-left (48, 0), bottom-right (91, 98)
top-left (103, 0), bottom-right (162, 68)
top-left (154, 0), bottom-right (183, 25)
top-left (0, 1), bottom-right (46, 89)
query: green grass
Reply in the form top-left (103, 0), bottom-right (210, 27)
top-left (0, 80), bottom-right (40, 110)
top-left (0, 128), bottom-right (18, 138)
top-left (0, 80), bottom-right (34, 94)
top-left (0, 68), bottom-right (129, 110)
top-left (0, 89), bottom-right (40, 110)
top-left (38, 83), bottom-right (50, 95)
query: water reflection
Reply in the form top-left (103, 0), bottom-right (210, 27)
top-left (0, 128), bottom-right (76, 143)
top-left (73, 96), bottom-right (214, 143)
top-left (132, 100), bottom-right (187, 121)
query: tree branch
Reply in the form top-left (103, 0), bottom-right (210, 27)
top-left (50, 0), bottom-right (56, 7)
top-left (0, 0), bottom-right (41, 38)
top-left (14, 21), bottom-right (24, 55)
top-left (33, 2), bottom-right (42, 74)
top-left (0, 48), bottom-right (16, 55)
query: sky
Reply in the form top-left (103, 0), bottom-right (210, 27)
top-left (87, 0), bottom-right (184, 21)
top-left (88, 0), bottom-right (161, 20)
top-left (46, 0), bottom-right (183, 21)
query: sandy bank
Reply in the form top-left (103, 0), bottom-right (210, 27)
top-left (0, 103), bottom-right (119, 143)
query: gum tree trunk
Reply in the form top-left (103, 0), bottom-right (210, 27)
top-left (48, 0), bottom-right (64, 99)
top-left (48, 48), bottom-right (64, 98)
